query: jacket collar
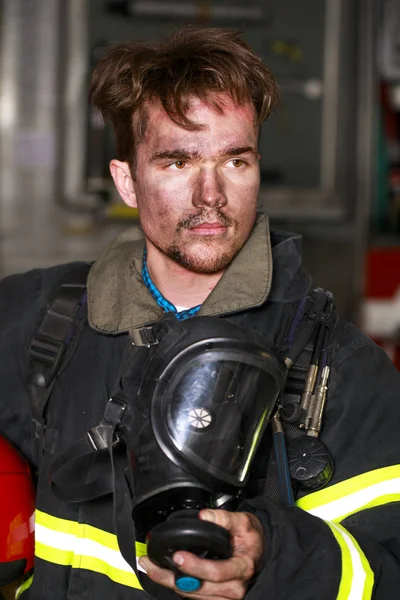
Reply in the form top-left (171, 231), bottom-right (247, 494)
top-left (268, 230), bottom-right (311, 302)
top-left (87, 211), bottom-right (309, 334)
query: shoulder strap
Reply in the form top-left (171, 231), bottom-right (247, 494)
top-left (27, 263), bottom-right (91, 459)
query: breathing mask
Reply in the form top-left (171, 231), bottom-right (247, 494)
top-left (123, 315), bottom-right (286, 589)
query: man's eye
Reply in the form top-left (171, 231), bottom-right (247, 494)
top-left (230, 159), bottom-right (245, 168)
top-left (172, 160), bottom-right (187, 169)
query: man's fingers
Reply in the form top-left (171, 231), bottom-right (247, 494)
top-left (139, 555), bottom-right (248, 600)
top-left (139, 510), bottom-right (264, 599)
top-left (139, 556), bottom-right (176, 588)
top-left (172, 551), bottom-right (254, 582)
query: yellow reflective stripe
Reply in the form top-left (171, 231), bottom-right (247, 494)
top-left (34, 510), bottom-right (143, 590)
top-left (16, 573), bottom-right (34, 599)
top-left (296, 465), bottom-right (400, 522)
top-left (36, 540), bottom-right (75, 566)
top-left (36, 509), bottom-right (79, 534)
top-left (326, 522), bottom-right (374, 600)
top-left (74, 555), bottom-right (139, 589)
top-left (36, 510), bottom-right (120, 550)
top-left (135, 541), bottom-right (147, 559)
top-left (135, 540), bottom-right (148, 574)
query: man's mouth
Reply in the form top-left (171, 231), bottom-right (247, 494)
top-left (189, 222), bottom-right (228, 235)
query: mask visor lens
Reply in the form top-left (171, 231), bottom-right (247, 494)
top-left (162, 352), bottom-right (282, 486)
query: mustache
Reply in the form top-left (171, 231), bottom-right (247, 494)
top-left (178, 209), bottom-right (232, 230)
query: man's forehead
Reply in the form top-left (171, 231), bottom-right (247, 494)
top-left (138, 96), bottom-right (258, 150)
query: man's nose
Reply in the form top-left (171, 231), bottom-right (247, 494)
top-left (192, 168), bottom-right (227, 209)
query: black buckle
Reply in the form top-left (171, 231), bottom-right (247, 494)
top-left (28, 334), bottom-right (66, 388)
top-left (103, 396), bottom-right (127, 424)
top-left (130, 326), bottom-right (159, 347)
top-left (87, 397), bottom-right (127, 451)
top-left (87, 427), bottom-right (109, 451)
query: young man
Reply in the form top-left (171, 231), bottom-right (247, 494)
top-left (1, 26), bottom-right (400, 600)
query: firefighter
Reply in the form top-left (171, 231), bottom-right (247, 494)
top-left (0, 26), bottom-right (400, 600)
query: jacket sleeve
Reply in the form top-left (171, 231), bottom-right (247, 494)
top-left (242, 322), bottom-right (400, 599)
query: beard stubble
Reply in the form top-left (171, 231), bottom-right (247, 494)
top-left (152, 208), bottom-right (242, 274)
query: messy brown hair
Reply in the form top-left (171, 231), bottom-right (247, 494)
top-left (90, 26), bottom-right (279, 169)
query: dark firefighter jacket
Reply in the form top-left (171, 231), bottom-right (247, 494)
top-left (1, 212), bottom-right (400, 600)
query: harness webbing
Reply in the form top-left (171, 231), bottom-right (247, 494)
top-left (27, 264), bottom-right (91, 459)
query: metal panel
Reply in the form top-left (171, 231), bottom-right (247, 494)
top-left (0, 1), bottom-right (20, 203)
top-left (0, 0), bottom-right (65, 273)
top-left (320, 0), bottom-right (343, 195)
top-left (59, 0), bottom-right (90, 205)
top-left (0, 0), bottom-right (63, 206)
top-left (352, 0), bottom-right (380, 320)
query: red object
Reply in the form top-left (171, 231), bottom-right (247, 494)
top-left (0, 437), bottom-right (35, 582)
top-left (364, 247), bottom-right (400, 370)
top-left (365, 247), bottom-right (400, 298)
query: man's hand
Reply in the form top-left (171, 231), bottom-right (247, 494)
top-left (138, 509), bottom-right (265, 599)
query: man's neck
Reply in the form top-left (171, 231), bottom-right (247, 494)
top-left (146, 244), bottom-right (224, 308)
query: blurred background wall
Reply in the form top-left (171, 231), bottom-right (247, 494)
top-left (0, 0), bottom-right (399, 364)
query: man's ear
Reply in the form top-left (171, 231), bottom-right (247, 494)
top-left (109, 160), bottom-right (137, 208)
